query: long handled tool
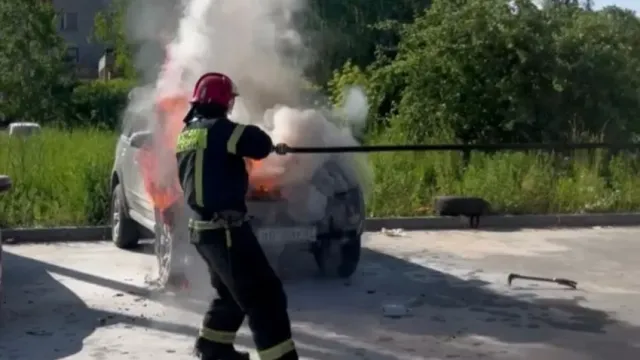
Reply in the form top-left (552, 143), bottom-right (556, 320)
top-left (508, 273), bottom-right (577, 289)
top-left (273, 142), bottom-right (640, 154)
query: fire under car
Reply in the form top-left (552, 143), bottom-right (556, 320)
top-left (110, 90), bottom-right (367, 288)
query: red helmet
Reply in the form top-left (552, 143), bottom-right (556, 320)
top-left (191, 72), bottom-right (238, 112)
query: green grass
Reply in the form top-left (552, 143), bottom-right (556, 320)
top-left (367, 150), bottom-right (640, 217)
top-left (0, 128), bottom-right (117, 227)
top-left (2, 127), bottom-right (640, 228)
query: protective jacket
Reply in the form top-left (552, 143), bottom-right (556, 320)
top-left (176, 116), bottom-right (272, 218)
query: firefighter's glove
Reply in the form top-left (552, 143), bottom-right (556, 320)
top-left (273, 143), bottom-right (290, 155)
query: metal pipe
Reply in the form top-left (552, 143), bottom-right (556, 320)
top-left (507, 273), bottom-right (578, 289)
top-left (274, 142), bottom-right (640, 154)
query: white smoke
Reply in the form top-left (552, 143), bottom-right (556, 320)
top-left (123, 0), bottom-right (372, 224)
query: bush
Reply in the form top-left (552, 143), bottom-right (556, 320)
top-left (0, 128), bottom-right (117, 227)
top-left (329, 1), bottom-right (640, 144)
top-left (67, 79), bottom-right (134, 130)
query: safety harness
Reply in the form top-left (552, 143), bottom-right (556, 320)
top-left (188, 211), bottom-right (249, 248)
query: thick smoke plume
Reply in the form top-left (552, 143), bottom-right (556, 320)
top-left (121, 0), bottom-right (373, 287)
top-left (124, 0), bottom-right (371, 216)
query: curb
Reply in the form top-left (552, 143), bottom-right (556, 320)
top-left (1, 226), bottom-right (111, 244)
top-left (2, 213), bottom-right (640, 244)
top-left (365, 213), bottom-right (640, 231)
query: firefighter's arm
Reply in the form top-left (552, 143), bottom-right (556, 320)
top-left (226, 123), bottom-right (273, 160)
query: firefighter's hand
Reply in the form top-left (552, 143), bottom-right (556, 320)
top-left (273, 143), bottom-right (289, 155)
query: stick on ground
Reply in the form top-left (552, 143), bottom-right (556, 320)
top-left (507, 273), bottom-right (577, 289)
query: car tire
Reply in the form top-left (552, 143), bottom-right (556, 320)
top-left (337, 234), bottom-right (361, 278)
top-left (0, 175), bottom-right (11, 192)
top-left (312, 233), bottom-right (362, 279)
top-left (111, 184), bottom-right (140, 249)
top-left (434, 195), bottom-right (491, 216)
top-left (434, 196), bottom-right (491, 228)
top-left (153, 205), bottom-right (190, 291)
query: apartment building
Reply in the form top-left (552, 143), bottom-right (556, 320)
top-left (50, 0), bottom-right (111, 78)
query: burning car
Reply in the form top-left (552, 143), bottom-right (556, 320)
top-left (110, 85), bottom-right (367, 288)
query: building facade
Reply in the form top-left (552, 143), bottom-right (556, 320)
top-left (50, 0), bottom-right (111, 78)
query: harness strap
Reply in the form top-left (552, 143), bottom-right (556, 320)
top-left (188, 218), bottom-right (247, 231)
top-left (188, 213), bottom-right (249, 248)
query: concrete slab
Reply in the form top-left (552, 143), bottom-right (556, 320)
top-left (1, 227), bottom-right (640, 359)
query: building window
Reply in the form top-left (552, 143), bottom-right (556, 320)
top-left (60, 12), bottom-right (78, 31)
top-left (65, 46), bottom-right (79, 63)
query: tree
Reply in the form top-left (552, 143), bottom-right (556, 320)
top-left (332, 0), bottom-right (640, 144)
top-left (93, 0), bottom-right (135, 79)
top-left (0, 0), bottom-right (73, 124)
top-left (304, 0), bottom-right (432, 84)
top-left (89, 0), bottom-right (432, 85)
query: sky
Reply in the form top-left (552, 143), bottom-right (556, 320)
top-left (595, 0), bottom-right (639, 13)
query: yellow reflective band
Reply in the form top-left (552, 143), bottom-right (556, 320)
top-left (199, 327), bottom-right (236, 344)
top-left (188, 217), bottom-right (247, 231)
top-left (176, 128), bottom-right (208, 153)
top-left (188, 218), bottom-right (226, 231)
top-left (258, 339), bottom-right (296, 360)
top-left (226, 125), bottom-right (245, 154)
top-left (225, 228), bottom-right (232, 248)
top-left (195, 149), bottom-right (204, 207)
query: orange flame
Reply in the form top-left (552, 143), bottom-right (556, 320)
top-left (136, 74), bottom-right (278, 212)
top-left (136, 94), bottom-right (188, 212)
top-left (246, 159), bottom-right (276, 189)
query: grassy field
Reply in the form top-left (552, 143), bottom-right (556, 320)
top-left (0, 128), bottom-right (116, 227)
top-left (2, 128), bottom-right (640, 227)
top-left (368, 150), bottom-right (640, 216)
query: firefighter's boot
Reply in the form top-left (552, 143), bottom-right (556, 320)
top-left (194, 340), bottom-right (250, 360)
top-left (199, 351), bottom-right (250, 360)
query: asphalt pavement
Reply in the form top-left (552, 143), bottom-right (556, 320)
top-left (1, 227), bottom-right (639, 359)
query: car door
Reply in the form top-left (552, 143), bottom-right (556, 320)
top-left (121, 127), bottom-right (156, 231)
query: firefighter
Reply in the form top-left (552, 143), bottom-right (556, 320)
top-left (175, 72), bottom-right (298, 360)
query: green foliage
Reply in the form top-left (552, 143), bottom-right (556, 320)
top-left (327, 61), bottom-right (368, 107)
top-left (3, 128), bottom-right (640, 227)
top-left (6, 0), bottom-right (640, 228)
top-left (0, 129), bottom-right (117, 227)
top-left (0, 0), bottom-right (73, 124)
top-left (331, 0), bottom-right (640, 144)
top-left (367, 147), bottom-right (640, 217)
top-left (0, 1), bottom-right (133, 131)
top-left (93, 0), bottom-right (136, 79)
top-left (304, 0), bottom-right (431, 84)
top-left (69, 79), bottom-right (134, 130)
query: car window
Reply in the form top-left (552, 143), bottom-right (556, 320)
top-left (122, 87), bottom-right (155, 137)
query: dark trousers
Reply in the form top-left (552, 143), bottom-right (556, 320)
top-left (191, 222), bottom-right (298, 360)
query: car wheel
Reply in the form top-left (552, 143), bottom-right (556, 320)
top-left (0, 175), bottom-right (11, 192)
top-left (434, 195), bottom-right (491, 228)
top-left (337, 234), bottom-right (361, 278)
top-left (153, 206), bottom-right (190, 291)
top-left (111, 184), bottom-right (140, 249)
top-left (312, 234), bottom-right (362, 279)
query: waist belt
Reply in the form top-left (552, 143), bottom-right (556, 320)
top-left (188, 211), bottom-right (249, 231)
top-left (188, 212), bottom-right (250, 248)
